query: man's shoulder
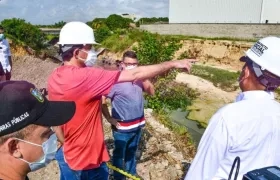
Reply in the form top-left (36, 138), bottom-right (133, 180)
top-left (2, 39), bottom-right (9, 46)
top-left (50, 66), bottom-right (82, 76)
top-left (113, 81), bottom-right (131, 87)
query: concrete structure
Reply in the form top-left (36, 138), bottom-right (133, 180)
top-left (169, 0), bottom-right (280, 24)
top-left (140, 24), bottom-right (280, 39)
top-left (121, 13), bottom-right (137, 21)
top-left (40, 28), bottom-right (61, 35)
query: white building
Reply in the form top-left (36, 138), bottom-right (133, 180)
top-left (121, 13), bottom-right (137, 21)
top-left (169, 0), bottom-right (280, 24)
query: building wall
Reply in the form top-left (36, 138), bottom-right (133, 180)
top-left (140, 24), bottom-right (280, 39)
top-left (262, 0), bottom-right (280, 23)
top-left (169, 0), bottom-right (263, 23)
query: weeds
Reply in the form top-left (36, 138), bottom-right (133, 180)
top-left (178, 51), bottom-right (189, 60)
top-left (191, 65), bottom-right (240, 91)
top-left (102, 29), bottom-right (147, 52)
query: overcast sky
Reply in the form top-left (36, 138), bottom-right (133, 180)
top-left (0, 0), bottom-right (169, 25)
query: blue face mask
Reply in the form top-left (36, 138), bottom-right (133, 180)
top-left (0, 34), bottom-right (5, 41)
top-left (15, 134), bottom-right (58, 171)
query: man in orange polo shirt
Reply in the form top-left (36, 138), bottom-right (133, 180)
top-left (48, 21), bottom-right (195, 180)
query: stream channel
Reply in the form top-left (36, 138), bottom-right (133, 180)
top-left (170, 109), bottom-right (205, 145)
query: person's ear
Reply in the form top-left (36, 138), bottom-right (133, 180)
top-left (6, 139), bottom-right (22, 158)
top-left (73, 48), bottom-right (80, 59)
top-left (243, 65), bottom-right (251, 79)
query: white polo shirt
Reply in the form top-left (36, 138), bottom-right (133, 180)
top-left (0, 39), bottom-right (11, 72)
top-left (185, 91), bottom-right (280, 180)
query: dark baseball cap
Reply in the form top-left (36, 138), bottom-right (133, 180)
top-left (0, 81), bottom-right (76, 137)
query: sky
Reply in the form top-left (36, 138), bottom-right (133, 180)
top-left (0, 0), bottom-right (169, 25)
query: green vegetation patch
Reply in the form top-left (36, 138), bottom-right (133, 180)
top-left (191, 65), bottom-right (240, 91)
top-left (1, 18), bottom-right (47, 50)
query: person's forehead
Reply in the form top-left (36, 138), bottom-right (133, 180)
top-left (83, 44), bottom-right (92, 50)
top-left (25, 126), bottom-right (50, 140)
top-left (123, 57), bottom-right (138, 63)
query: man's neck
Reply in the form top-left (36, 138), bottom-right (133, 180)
top-left (64, 59), bottom-right (85, 67)
top-left (0, 170), bottom-right (26, 180)
top-left (0, 160), bottom-right (27, 180)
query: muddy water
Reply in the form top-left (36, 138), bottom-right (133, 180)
top-left (170, 109), bottom-right (205, 145)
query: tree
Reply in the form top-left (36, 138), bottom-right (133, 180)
top-left (53, 21), bottom-right (66, 28)
top-left (94, 26), bottom-right (111, 43)
top-left (91, 18), bottom-right (107, 29)
top-left (1, 18), bottom-right (47, 50)
top-left (136, 17), bottom-right (169, 26)
top-left (105, 14), bottom-right (132, 30)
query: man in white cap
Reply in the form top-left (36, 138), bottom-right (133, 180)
top-left (185, 36), bottom-right (280, 180)
top-left (47, 21), bottom-right (196, 180)
top-left (0, 25), bottom-right (12, 80)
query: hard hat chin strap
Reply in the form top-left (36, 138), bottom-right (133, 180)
top-left (250, 62), bottom-right (280, 91)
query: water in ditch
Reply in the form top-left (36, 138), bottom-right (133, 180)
top-left (170, 109), bottom-right (205, 146)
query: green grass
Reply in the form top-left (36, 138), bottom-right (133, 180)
top-left (191, 64), bottom-right (240, 91)
top-left (46, 34), bottom-right (58, 41)
top-left (101, 29), bottom-right (147, 52)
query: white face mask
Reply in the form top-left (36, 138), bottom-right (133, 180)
top-left (15, 134), bottom-right (58, 172)
top-left (79, 50), bottom-right (98, 67)
top-left (125, 65), bottom-right (137, 70)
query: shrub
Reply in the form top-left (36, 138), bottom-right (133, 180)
top-left (145, 71), bottom-right (199, 112)
top-left (90, 18), bottom-right (107, 29)
top-left (102, 29), bottom-right (146, 52)
top-left (1, 18), bottom-right (47, 50)
top-left (133, 32), bottom-right (182, 65)
top-left (94, 26), bottom-right (111, 43)
top-left (137, 17), bottom-right (169, 26)
top-left (105, 14), bottom-right (132, 30)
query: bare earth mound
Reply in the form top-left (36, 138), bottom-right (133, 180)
top-left (12, 56), bottom-right (59, 88)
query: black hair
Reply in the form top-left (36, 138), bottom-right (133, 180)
top-left (59, 44), bottom-right (83, 61)
top-left (122, 51), bottom-right (137, 61)
top-left (0, 25), bottom-right (3, 30)
top-left (245, 59), bottom-right (280, 91)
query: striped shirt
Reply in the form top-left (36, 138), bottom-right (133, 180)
top-left (107, 81), bottom-right (145, 132)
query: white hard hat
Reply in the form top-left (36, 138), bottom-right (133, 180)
top-left (58, 21), bottom-right (98, 45)
top-left (245, 36), bottom-right (280, 77)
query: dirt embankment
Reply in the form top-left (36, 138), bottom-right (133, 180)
top-left (174, 39), bottom-right (253, 71)
top-left (98, 39), bottom-right (253, 73)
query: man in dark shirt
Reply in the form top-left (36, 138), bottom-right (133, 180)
top-left (0, 81), bottom-right (75, 180)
